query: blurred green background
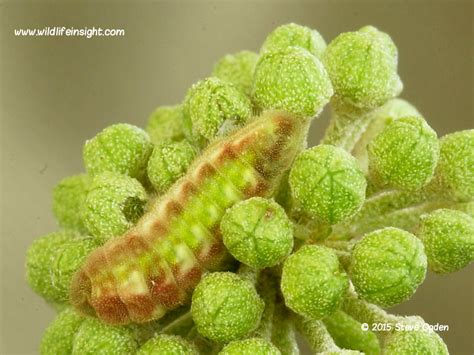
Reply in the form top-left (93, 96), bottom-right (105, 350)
top-left (1, 0), bottom-right (472, 354)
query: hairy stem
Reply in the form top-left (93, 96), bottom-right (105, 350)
top-left (295, 315), bottom-right (340, 352)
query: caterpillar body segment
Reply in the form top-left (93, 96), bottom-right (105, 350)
top-left (71, 111), bottom-right (308, 325)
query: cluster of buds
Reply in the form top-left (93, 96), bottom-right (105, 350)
top-left (26, 23), bottom-right (473, 354)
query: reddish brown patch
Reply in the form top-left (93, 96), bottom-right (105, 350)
top-left (163, 199), bottom-right (183, 220)
top-left (83, 248), bottom-right (109, 278)
top-left (195, 162), bottom-right (216, 184)
top-left (92, 293), bottom-right (130, 325)
top-left (243, 180), bottom-right (269, 198)
top-left (177, 180), bottom-right (198, 205)
top-left (214, 143), bottom-right (237, 164)
top-left (149, 274), bottom-right (186, 308)
top-left (123, 294), bottom-right (156, 323)
top-left (103, 237), bottom-right (130, 267)
top-left (175, 265), bottom-right (203, 293)
top-left (69, 270), bottom-right (96, 317)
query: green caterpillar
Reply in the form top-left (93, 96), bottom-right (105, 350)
top-left (70, 111), bottom-right (307, 325)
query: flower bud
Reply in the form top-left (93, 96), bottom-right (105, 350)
top-left (349, 227), bottom-right (427, 307)
top-left (252, 46), bottom-right (333, 118)
top-left (147, 140), bottom-right (196, 193)
top-left (368, 116), bottom-right (439, 190)
top-left (212, 50), bottom-right (259, 96)
top-left (322, 26), bottom-right (402, 110)
top-left (183, 77), bottom-right (252, 141)
top-left (418, 209), bottom-right (474, 273)
top-left (191, 272), bottom-right (264, 342)
top-left (83, 123), bottom-right (153, 181)
top-left (289, 145), bottom-right (366, 224)
top-left (72, 318), bottom-right (138, 355)
top-left (281, 245), bottom-right (349, 319)
top-left (26, 233), bottom-right (98, 304)
top-left (82, 172), bottom-right (147, 240)
top-left (436, 129), bottom-right (474, 201)
top-left (221, 197), bottom-right (293, 268)
top-left (261, 23), bottom-right (326, 57)
top-left (137, 334), bottom-right (198, 355)
top-left (146, 105), bottom-right (186, 145)
top-left (40, 308), bottom-right (84, 355)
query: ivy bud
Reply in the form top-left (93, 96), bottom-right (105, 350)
top-left (83, 123), bottom-right (153, 181)
top-left (383, 316), bottom-right (448, 355)
top-left (436, 129), bottom-right (474, 201)
top-left (147, 140), bottom-right (196, 193)
top-left (418, 209), bottom-right (474, 274)
top-left (261, 23), bottom-right (326, 58)
top-left (220, 197), bottom-right (293, 269)
top-left (183, 77), bottom-right (252, 140)
top-left (145, 105), bottom-right (186, 145)
top-left (252, 46), bottom-right (333, 118)
top-left (25, 233), bottom-right (98, 304)
top-left (40, 308), bottom-right (84, 355)
top-left (191, 272), bottom-right (264, 342)
top-left (322, 26), bottom-right (402, 110)
top-left (281, 245), bottom-right (349, 320)
top-left (82, 172), bottom-right (147, 240)
top-left (289, 145), bottom-right (366, 224)
top-left (212, 50), bottom-right (259, 96)
top-left (368, 116), bottom-right (439, 190)
top-left (349, 227), bottom-right (427, 307)
top-left (72, 318), bottom-right (138, 355)
top-left (137, 334), bottom-right (198, 355)
top-left (219, 338), bottom-right (281, 355)
top-left (52, 174), bottom-right (90, 233)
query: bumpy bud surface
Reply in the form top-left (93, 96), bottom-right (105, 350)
top-left (289, 145), bottom-right (366, 224)
top-left (220, 197), bottom-right (293, 268)
top-left (436, 129), bottom-right (474, 201)
top-left (52, 174), bottom-right (90, 233)
top-left (137, 334), bottom-right (198, 355)
top-left (40, 308), bottom-right (84, 355)
top-left (368, 116), bottom-right (439, 190)
top-left (281, 245), bottom-right (349, 319)
top-left (219, 338), bottom-right (281, 355)
top-left (146, 105), bottom-right (186, 144)
top-left (383, 316), bottom-right (448, 355)
top-left (252, 46), bottom-right (333, 118)
top-left (418, 209), bottom-right (474, 274)
top-left (82, 172), bottom-right (147, 240)
top-left (183, 77), bottom-right (252, 140)
top-left (349, 227), bottom-right (427, 307)
top-left (26, 233), bottom-right (97, 303)
top-left (212, 50), bottom-right (259, 96)
top-left (83, 123), bottom-right (153, 180)
top-left (72, 318), bottom-right (138, 355)
top-left (261, 23), bottom-right (326, 58)
top-left (191, 272), bottom-right (264, 342)
top-left (322, 26), bottom-right (402, 110)
top-left (147, 140), bottom-right (196, 193)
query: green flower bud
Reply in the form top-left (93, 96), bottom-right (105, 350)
top-left (137, 334), bottom-right (198, 355)
top-left (220, 197), bottom-right (293, 268)
top-left (72, 317), bottom-right (138, 355)
top-left (147, 140), bottom-right (196, 193)
top-left (383, 316), bottom-right (448, 355)
top-left (26, 233), bottom-right (98, 303)
top-left (418, 209), bottom-right (474, 274)
top-left (368, 116), bottom-right (439, 190)
top-left (183, 77), bottom-right (252, 140)
top-left (212, 50), bottom-right (259, 96)
top-left (146, 105), bottom-right (186, 145)
top-left (322, 26), bottom-right (402, 110)
top-left (40, 308), bottom-right (84, 355)
top-left (349, 227), bottom-right (427, 307)
top-left (436, 129), bottom-right (474, 201)
top-left (52, 174), bottom-right (90, 233)
top-left (83, 172), bottom-right (147, 240)
top-left (252, 46), bottom-right (333, 118)
top-left (289, 145), bottom-right (366, 224)
top-left (281, 245), bottom-right (349, 320)
top-left (191, 272), bottom-right (264, 342)
top-left (219, 338), bottom-right (281, 355)
top-left (261, 23), bottom-right (326, 58)
top-left (83, 123), bottom-right (153, 180)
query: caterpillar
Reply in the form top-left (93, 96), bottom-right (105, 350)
top-left (70, 111), bottom-right (308, 325)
